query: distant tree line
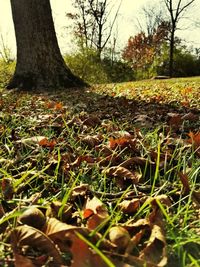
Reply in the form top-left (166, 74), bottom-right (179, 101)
top-left (1, 0), bottom-right (199, 89)
top-left (65, 0), bottom-right (200, 83)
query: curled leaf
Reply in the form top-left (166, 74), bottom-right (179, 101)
top-left (11, 225), bottom-right (63, 266)
top-left (105, 166), bottom-right (140, 184)
top-left (83, 197), bottom-right (109, 230)
top-left (109, 226), bottom-right (131, 251)
top-left (119, 199), bottom-right (140, 214)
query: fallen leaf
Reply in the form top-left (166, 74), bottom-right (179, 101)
top-left (38, 138), bottom-right (56, 149)
top-left (109, 226), bottom-right (131, 251)
top-left (83, 197), bottom-right (109, 230)
top-left (139, 224), bottom-right (167, 266)
top-left (105, 166), bottom-right (140, 185)
top-left (11, 225), bottom-right (63, 266)
top-left (188, 131), bottom-right (200, 148)
top-left (17, 136), bottom-right (47, 146)
top-left (119, 199), bottom-right (140, 214)
top-left (1, 177), bottom-right (14, 200)
top-left (81, 135), bottom-right (101, 148)
top-left (179, 172), bottom-right (190, 195)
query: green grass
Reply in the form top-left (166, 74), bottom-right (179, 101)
top-left (0, 69), bottom-right (200, 266)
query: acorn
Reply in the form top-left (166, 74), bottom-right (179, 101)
top-left (19, 207), bottom-right (46, 230)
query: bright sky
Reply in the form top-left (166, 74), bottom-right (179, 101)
top-left (0, 0), bottom-right (200, 57)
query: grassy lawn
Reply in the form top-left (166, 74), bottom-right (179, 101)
top-left (0, 75), bottom-right (200, 266)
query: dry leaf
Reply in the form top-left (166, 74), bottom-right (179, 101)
top-left (105, 166), bottom-right (140, 184)
top-left (71, 184), bottom-right (89, 198)
top-left (83, 197), bottom-right (109, 230)
top-left (81, 135), bottom-right (101, 148)
top-left (38, 138), bottom-right (56, 149)
top-left (1, 177), bottom-right (14, 200)
top-left (139, 224), bottom-right (167, 267)
top-left (188, 131), bottom-right (200, 149)
top-left (11, 225), bottom-right (63, 266)
top-left (109, 226), bottom-right (131, 251)
top-left (119, 199), bottom-right (140, 214)
top-left (179, 172), bottom-right (190, 195)
top-left (17, 136), bottom-right (47, 147)
top-left (19, 207), bottom-right (46, 230)
top-left (13, 254), bottom-right (35, 267)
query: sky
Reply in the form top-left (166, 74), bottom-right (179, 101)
top-left (0, 0), bottom-right (200, 58)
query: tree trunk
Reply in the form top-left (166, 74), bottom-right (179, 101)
top-left (7, 0), bottom-right (86, 90)
top-left (169, 28), bottom-right (175, 77)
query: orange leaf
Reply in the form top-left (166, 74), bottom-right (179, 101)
top-left (83, 197), bottom-right (109, 230)
top-left (54, 102), bottom-right (63, 110)
top-left (39, 138), bottom-right (56, 149)
top-left (109, 137), bottom-right (129, 149)
top-left (188, 131), bottom-right (200, 148)
top-left (46, 101), bottom-right (55, 109)
top-left (83, 209), bottom-right (94, 219)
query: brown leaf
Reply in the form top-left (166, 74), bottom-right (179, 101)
top-left (1, 177), bottom-right (14, 200)
top-left (105, 166), bottom-right (140, 184)
top-left (71, 184), bottom-right (89, 198)
top-left (109, 226), bottom-right (131, 251)
top-left (192, 191), bottom-right (200, 207)
top-left (82, 116), bottom-right (101, 127)
top-left (83, 197), bottom-right (109, 230)
top-left (43, 218), bottom-right (114, 267)
top-left (168, 113), bottom-right (182, 127)
top-left (46, 201), bottom-right (72, 222)
top-left (109, 137), bottom-right (136, 150)
top-left (179, 172), bottom-right (190, 195)
top-left (13, 254), bottom-right (35, 267)
top-left (181, 112), bottom-right (199, 121)
top-left (119, 157), bottom-right (153, 168)
top-left (188, 131), bottom-right (200, 150)
top-left (81, 135), bottom-right (101, 148)
top-left (70, 234), bottom-right (110, 267)
top-left (11, 225), bottom-right (63, 266)
top-left (139, 224), bottom-right (167, 267)
top-left (119, 199), bottom-right (140, 214)
top-left (19, 207), bottom-right (46, 230)
top-left (38, 138), bottom-right (56, 149)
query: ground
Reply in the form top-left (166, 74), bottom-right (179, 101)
top-left (0, 77), bottom-right (200, 266)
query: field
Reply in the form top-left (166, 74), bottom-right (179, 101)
top-left (0, 75), bottom-right (200, 266)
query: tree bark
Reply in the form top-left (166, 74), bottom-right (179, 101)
top-left (7, 0), bottom-right (86, 90)
top-left (169, 28), bottom-right (175, 77)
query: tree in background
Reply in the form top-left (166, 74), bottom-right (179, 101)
top-left (67, 0), bottom-right (122, 59)
top-left (122, 21), bottom-right (170, 78)
top-left (163, 0), bottom-right (196, 77)
top-left (7, 0), bottom-right (85, 90)
top-left (136, 4), bottom-right (165, 37)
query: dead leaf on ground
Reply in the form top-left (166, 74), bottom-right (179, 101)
top-left (104, 166), bottom-right (140, 187)
top-left (139, 224), bottom-right (167, 267)
top-left (11, 225), bottom-right (63, 266)
top-left (109, 226), bottom-right (131, 251)
top-left (16, 136), bottom-right (47, 147)
top-left (83, 196), bottom-right (109, 230)
top-left (179, 172), bottom-right (190, 195)
top-left (81, 135), bottom-right (101, 148)
top-left (119, 199), bottom-right (140, 214)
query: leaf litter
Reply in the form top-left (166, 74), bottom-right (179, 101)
top-left (0, 80), bottom-right (200, 266)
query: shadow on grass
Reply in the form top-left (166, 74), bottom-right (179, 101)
top-left (3, 85), bottom-right (200, 133)
top-left (37, 86), bottom-right (200, 133)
